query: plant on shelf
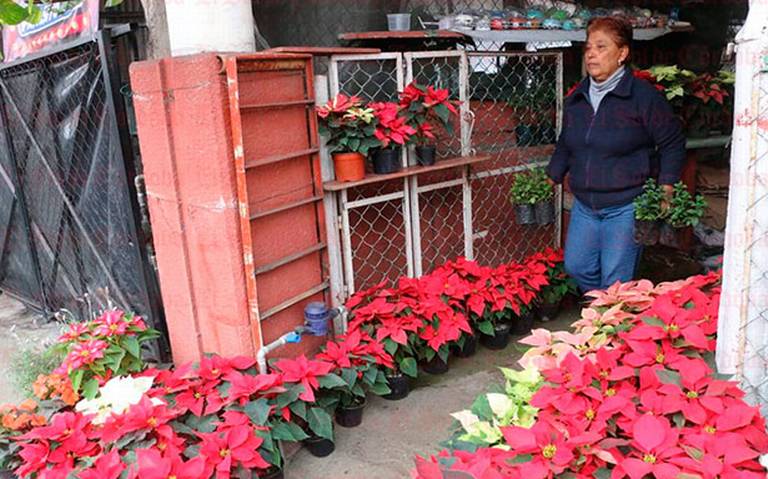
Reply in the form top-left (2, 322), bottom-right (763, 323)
top-left (316, 93), bottom-right (379, 182)
top-left (368, 101), bottom-right (416, 174)
top-left (633, 178), bottom-right (665, 245)
top-left (399, 82), bottom-right (459, 166)
top-left (685, 71), bottom-right (734, 138)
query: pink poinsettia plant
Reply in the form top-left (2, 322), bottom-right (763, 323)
top-left (414, 270), bottom-right (768, 479)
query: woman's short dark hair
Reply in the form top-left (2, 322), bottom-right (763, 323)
top-left (587, 16), bottom-right (633, 53)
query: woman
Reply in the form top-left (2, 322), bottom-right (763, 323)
top-left (546, 16), bottom-right (685, 293)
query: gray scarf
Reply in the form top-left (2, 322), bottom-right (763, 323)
top-left (589, 66), bottom-right (626, 112)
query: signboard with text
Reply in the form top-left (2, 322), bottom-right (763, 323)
top-left (2, 0), bottom-right (99, 62)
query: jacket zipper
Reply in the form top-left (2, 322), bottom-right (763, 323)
top-left (584, 107), bottom-right (598, 209)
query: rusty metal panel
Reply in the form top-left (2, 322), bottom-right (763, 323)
top-left (223, 53), bottom-right (328, 355)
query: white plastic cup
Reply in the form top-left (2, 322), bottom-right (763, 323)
top-left (387, 13), bottom-right (412, 31)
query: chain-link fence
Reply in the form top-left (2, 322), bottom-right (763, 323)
top-left (0, 33), bottom-right (165, 352)
top-left (253, 0), bottom-right (509, 50)
top-left (323, 49), bottom-right (561, 298)
top-left (729, 62), bottom-right (768, 418)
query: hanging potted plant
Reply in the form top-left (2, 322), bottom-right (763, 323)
top-left (530, 167), bottom-right (555, 225)
top-left (509, 170), bottom-right (536, 225)
top-left (368, 101), bottom-right (416, 174)
top-left (314, 331), bottom-right (391, 428)
top-left (316, 94), bottom-right (379, 182)
top-left (399, 82), bottom-right (460, 166)
top-left (633, 178), bottom-right (665, 245)
top-left (660, 181), bottom-right (707, 248)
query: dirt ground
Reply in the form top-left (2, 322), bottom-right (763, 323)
top-left (0, 294), bottom-right (61, 405)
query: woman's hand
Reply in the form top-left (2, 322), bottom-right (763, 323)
top-left (661, 184), bottom-right (674, 212)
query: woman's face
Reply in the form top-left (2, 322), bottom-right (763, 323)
top-left (584, 29), bottom-right (629, 82)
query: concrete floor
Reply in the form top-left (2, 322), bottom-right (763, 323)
top-left (0, 294), bottom-right (61, 405)
top-left (284, 311), bottom-right (577, 479)
top-left (0, 293), bottom-right (579, 478)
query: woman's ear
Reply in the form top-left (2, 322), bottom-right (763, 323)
top-left (619, 46), bottom-right (630, 65)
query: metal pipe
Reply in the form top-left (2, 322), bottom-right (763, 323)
top-left (256, 326), bottom-right (307, 374)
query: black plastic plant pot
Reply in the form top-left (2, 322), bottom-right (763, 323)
top-left (634, 219), bottom-right (660, 246)
top-left (258, 466), bottom-right (285, 479)
top-left (372, 147), bottom-right (402, 174)
top-left (383, 373), bottom-right (410, 400)
top-left (450, 334), bottom-right (478, 358)
top-left (511, 310), bottom-right (535, 335)
top-left (659, 223), bottom-right (679, 248)
top-left (415, 145), bottom-right (436, 166)
top-left (335, 400), bottom-right (366, 428)
top-left (303, 435), bottom-right (335, 458)
top-left (515, 204), bottom-right (536, 225)
top-left (480, 323), bottom-right (511, 350)
top-left (534, 200), bottom-right (555, 225)
top-left (421, 355), bottom-right (449, 375)
top-left (537, 301), bottom-right (561, 322)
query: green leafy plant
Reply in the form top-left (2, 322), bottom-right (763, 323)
top-left (665, 181), bottom-right (707, 228)
top-left (444, 367), bottom-right (542, 450)
top-left (633, 178), bottom-right (665, 221)
top-left (509, 168), bottom-right (552, 205)
top-left (9, 344), bottom-right (65, 399)
top-left (539, 261), bottom-right (577, 306)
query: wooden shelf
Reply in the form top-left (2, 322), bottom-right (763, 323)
top-left (323, 155), bottom-right (491, 191)
top-left (339, 30), bottom-right (466, 41)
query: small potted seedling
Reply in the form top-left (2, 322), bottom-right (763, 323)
top-left (660, 181), bottom-right (707, 248)
top-left (633, 179), bottom-right (664, 245)
top-left (509, 170), bottom-right (537, 225)
top-left (531, 168), bottom-right (555, 225)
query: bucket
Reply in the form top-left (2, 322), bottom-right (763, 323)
top-left (304, 302), bottom-right (330, 336)
top-left (387, 13), bottom-right (411, 31)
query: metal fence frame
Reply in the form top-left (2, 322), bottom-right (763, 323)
top-left (323, 49), bottom-right (563, 305)
top-left (0, 30), bottom-right (165, 349)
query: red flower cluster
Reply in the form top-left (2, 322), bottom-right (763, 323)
top-left (414, 272), bottom-right (768, 478)
top-left (346, 251), bottom-right (553, 374)
top-left (399, 82), bottom-right (459, 144)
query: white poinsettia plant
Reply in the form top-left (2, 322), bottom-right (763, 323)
top-left (445, 367), bottom-right (542, 450)
top-left (75, 375), bottom-right (160, 424)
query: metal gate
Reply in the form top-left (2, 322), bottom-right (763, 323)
top-left (323, 50), bottom-right (562, 302)
top-left (0, 31), bottom-right (164, 341)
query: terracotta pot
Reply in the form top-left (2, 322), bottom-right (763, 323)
top-left (332, 152), bottom-right (365, 182)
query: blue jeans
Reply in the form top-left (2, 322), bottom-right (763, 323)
top-left (564, 199), bottom-right (642, 293)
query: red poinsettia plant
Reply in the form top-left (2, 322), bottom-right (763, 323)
top-left (399, 82), bottom-right (459, 145)
top-left (315, 93), bottom-right (380, 155)
top-left (53, 310), bottom-right (160, 399)
top-left (368, 101), bottom-right (417, 149)
top-left (314, 330), bottom-right (393, 410)
top-left (414, 271), bottom-right (768, 479)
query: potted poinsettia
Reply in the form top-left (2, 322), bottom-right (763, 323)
top-left (633, 178), bottom-right (664, 245)
top-left (314, 330), bottom-right (392, 428)
top-left (316, 94), bottom-right (379, 182)
top-left (269, 355), bottom-right (336, 458)
top-left (368, 101), bottom-right (416, 174)
top-left (534, 249), bottom-right (577, 321)
top-left (399, 82), bottom-right (459, 166)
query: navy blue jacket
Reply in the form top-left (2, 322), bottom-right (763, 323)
top-left (546, 67), bottom-right (686, 210)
